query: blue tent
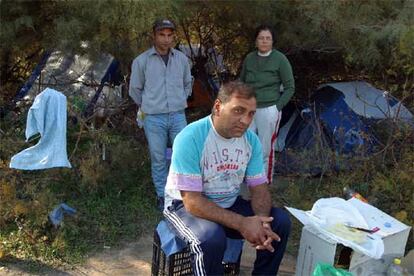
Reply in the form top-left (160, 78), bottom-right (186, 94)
top-left (275, 81), bottom-right (413, 175)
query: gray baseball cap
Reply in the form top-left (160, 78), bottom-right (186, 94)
top-left (153, 19), bottom-right (176, 32)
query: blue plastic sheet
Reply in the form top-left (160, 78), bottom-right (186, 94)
top-left (156, 220), bottom-right (187, 257)
top-left (49, 203), bottom-right (77, 226)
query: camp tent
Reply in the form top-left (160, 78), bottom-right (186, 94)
top-left (274, 81), bottom-right (413, 175)
top-left (15, 44), bottom-right (226, 117)
top-left (14, 50), bottom-right (122, 117)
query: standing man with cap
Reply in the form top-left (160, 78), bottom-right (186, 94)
top-left (129, 19), bottom-right (192, 210)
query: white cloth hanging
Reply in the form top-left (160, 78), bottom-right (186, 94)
top-left (10, 88), bottom-right (72, 170)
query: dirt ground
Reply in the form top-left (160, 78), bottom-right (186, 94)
top-left (1, 183), bottom-right (297, 275)
top-left (0, 234), bottom-right (296, 275)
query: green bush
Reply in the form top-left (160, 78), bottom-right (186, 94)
top-left (0, 116), bottom-right (160, 268)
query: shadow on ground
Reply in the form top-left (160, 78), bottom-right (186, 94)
top-left (0, 256), bottom-right (69, 276)
top-left (0, 234), bottom-right (296, 275)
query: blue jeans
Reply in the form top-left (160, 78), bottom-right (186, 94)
top-left (143, 111), bottom-right (187, 197)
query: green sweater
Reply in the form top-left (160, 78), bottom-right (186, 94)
top-left (240, 49), bottom-right (295, 109)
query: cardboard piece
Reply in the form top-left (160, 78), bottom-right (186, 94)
top-left (288, 198), bottom-right (411, 275)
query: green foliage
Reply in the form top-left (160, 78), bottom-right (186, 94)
top-left (1, 0), bottom-right (413, 270)
top-left (1, 0), bottom-right (413, 100)
top-left (297, 0), bottom-right (414, 88)
top-left (50, 0), bottom-right (164, 73)
top-left (0, 115), bottom-right (159, 267)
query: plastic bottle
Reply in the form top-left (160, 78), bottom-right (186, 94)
top-left (343, 187), bottom-right (368, 203)
top-left (387, 258), bottom-right (405, 276)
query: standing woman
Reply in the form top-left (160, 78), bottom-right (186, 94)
top-left (240, 24), bottom-right (295, 184)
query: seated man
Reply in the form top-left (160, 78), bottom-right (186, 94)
top-left (163, 81), bottom-right (291, 275)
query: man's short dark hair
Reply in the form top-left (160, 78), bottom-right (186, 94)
top-left (216, 81), bottom-right (256, 104)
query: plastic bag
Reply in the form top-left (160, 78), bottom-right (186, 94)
top-left (310, 197), bottom-right (368, 230)
top-left (312, 263), bottom-right (352, 276)
top-left (48, 203), bottom-right (77, 227)
top-left (307, 197), bottom-right (384, 259)
top-left (136, 108), bottom-right (145, 128)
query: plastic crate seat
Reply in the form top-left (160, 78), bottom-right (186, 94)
top-left (151, 230), bottom-right (240, 276)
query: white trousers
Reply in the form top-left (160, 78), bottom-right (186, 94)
top-left (249, 105), bottom-right (282, 184)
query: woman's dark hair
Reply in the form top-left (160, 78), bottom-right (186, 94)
top-left (254, 24), bottom-right (276, 44)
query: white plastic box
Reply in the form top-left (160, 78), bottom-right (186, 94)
top-left (291, 199), bottom-right (411, 276)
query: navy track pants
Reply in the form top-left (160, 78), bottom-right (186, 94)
top-left (163, 197), bottom-right (291, 276)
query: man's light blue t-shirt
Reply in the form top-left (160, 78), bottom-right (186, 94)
top-left (165, 116), bottom-right (267, 209)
